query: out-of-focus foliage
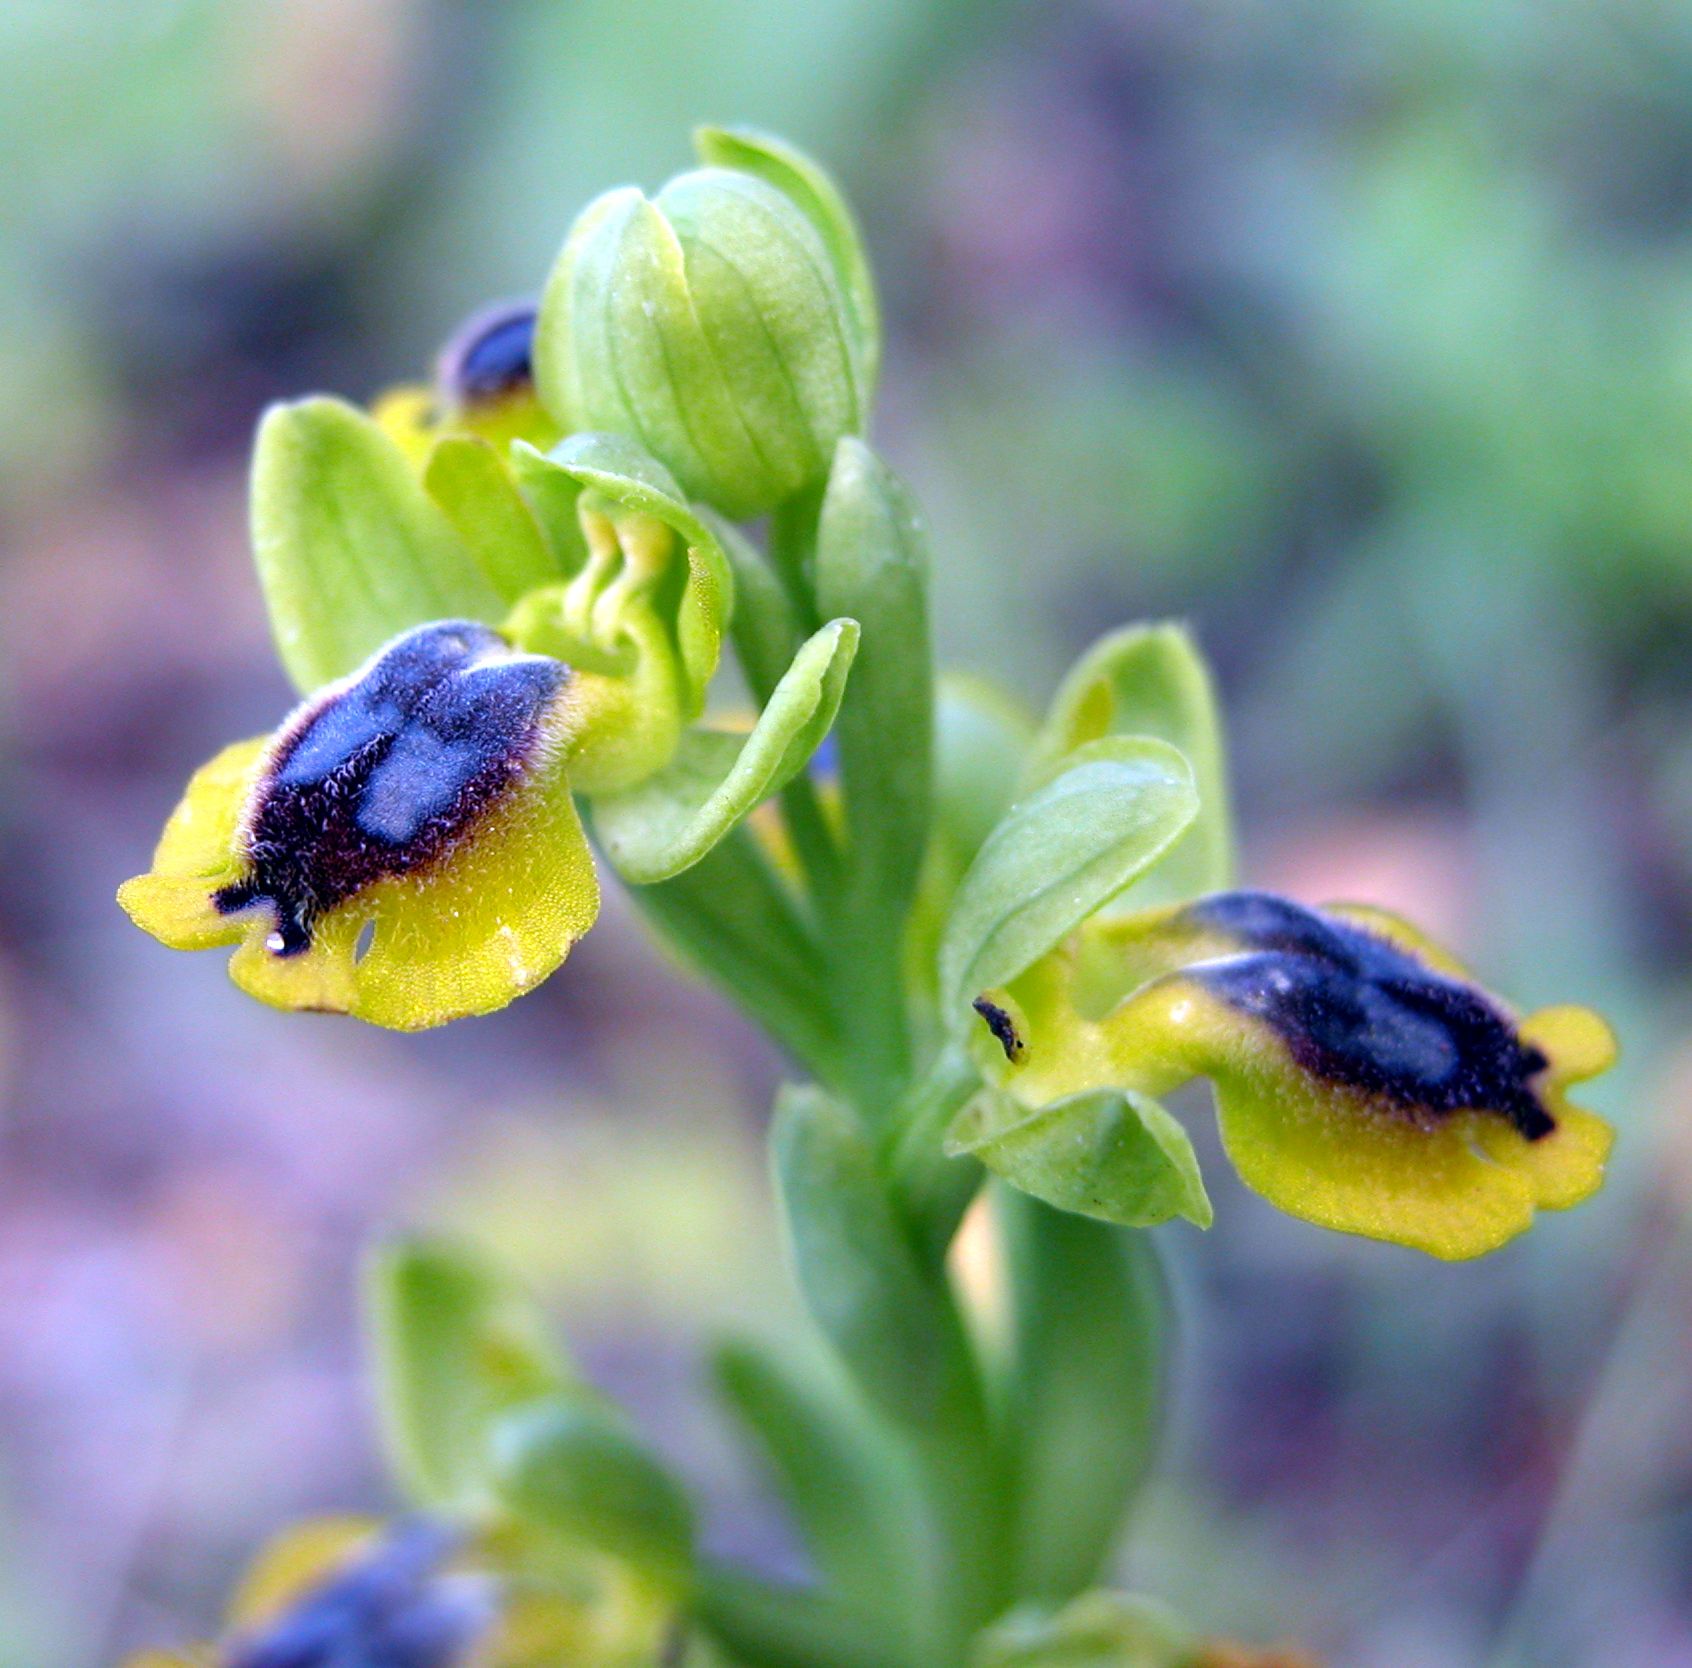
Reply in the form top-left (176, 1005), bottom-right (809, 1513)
top-left (5, 4), bottom-right (1692, 1668)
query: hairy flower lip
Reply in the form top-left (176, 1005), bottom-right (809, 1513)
top-left (118, 620), bottom-right (602, 1031)
top-left (213, 621), bottom-right (572, 961)
top-left (969, 889), bottom-right (1617, 1258)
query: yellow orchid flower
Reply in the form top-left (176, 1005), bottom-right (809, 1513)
top-left (118, 620), bottom-right (599, 1029)
top-left (969, 890), bottom-right (1615, 1259)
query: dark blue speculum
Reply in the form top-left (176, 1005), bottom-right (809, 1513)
top-left (1184, 892), bottom-right (1555, 1140)
top-left (436, 300), bottom-right (538, 407)
top-left (224, 1519), bottom-right (493, 1668)
top-left (213, 622), bottom-right (567, 957)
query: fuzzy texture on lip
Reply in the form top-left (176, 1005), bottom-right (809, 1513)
top-left (212, 621), bottom-right (567, 956)
top-left (1183, 892), bottom-right (1555, 1139)
top-left (969, 890), bottom-right (1617, 1258)
top-left (117, 621), bottom-right (600, 1030)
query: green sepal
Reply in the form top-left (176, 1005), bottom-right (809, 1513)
top-left (591, 618), bottom-right (858, 884)
top-left (250, 396), bottom-right (502, 692)
top-left (365, 1236), bottom-right (572, 1513)
top-left (490, 1396), bottom-right (697, 1596)
top-left (711, 1336), bottom-right (925, 1635)
top-left (694, 125), bottom-right (881, 401)
top-left (947, 1088), bottom-right (1212, 1230)
top-left (771, 1085), bottom-right (970, 1431)
top-left (423, 434), bottom-right (562, 604)
top-left (1028, 623), bottom-right (1233, 902)
top-left (971, 1591), bottom-right (1193, 1668)
top-left (999, 1197), bottom-right (1170, 1600)
top-left (933, 677), bottom-right (1038, 875)
top-left (937, 737), bottom-right (1198, 1023)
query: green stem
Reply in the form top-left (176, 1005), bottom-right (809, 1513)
top-left (912, 1274), bottom-right (1015, 1661)
top-left (883, 1045), bottom-right (984, 1262)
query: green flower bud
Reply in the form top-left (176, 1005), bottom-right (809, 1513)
top-left (536, 160), bottom-right (870, 519)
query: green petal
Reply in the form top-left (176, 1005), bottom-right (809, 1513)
top-left (938, 737), bottom-right (1198, 1024)
top-left (423, 435), bottom-right (562, 604)
top-left (591, 618), bottom-right (858, 884)
top-left (947, 1086), bottom-right (1212, 1230)
top-left (251, 397), bottom-right (503, 692)
top-left (511, 433), bottom-right (733, 715)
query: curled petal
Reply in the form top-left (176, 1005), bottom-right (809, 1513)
top-left (119, 622), bottom-right (600, 1030)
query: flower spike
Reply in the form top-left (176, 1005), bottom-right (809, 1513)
top-left (969, 890), bottom-right (1616, 1259)
top-left (118, 621), bottom-right (599, 1030)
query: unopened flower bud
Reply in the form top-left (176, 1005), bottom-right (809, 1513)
top-left (537, 165), bottom-right (869, 518)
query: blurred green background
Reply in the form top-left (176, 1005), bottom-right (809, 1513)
top-left (2, 2), bottom-right (1690, 1665)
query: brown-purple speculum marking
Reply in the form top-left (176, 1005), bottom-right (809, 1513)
top-left (436, 300), bottom-right (538, 408)
top-left (213, 622), bottom-right (568, 958)
top-left (973, 996), bottom-right (1025, 1063)
top-left (1182, 892), bottom-right (1556, 1140)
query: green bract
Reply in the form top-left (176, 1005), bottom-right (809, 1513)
top-left (535, 140), bottom-right (870, 519)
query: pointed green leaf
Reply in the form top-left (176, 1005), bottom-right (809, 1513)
top-left (934, 676), bottom-right (1038, 874)
top-left (250, 397), bottom-right (502, 692)
top-left (366, 1237), bottom-right (570, 1512)
top-left (491, 1397), bottom-right (696, 1595)
top-left (1029, 624), bottom-right (1233, 901)
top-left (694, 125), bottom-right (882, 399)
top-left (947, 1088), bottom-right (1211, 1230)
top-left (938, 737), bottom-right (1198, 1020)
top-left (592, 618), bottom-right (858, 884)
top-left (423, 435), bottom-right (561, 604)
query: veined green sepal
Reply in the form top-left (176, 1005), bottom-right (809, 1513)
top-left (694, 125), bottom-right (881, 401)
top-left (250, 397), bottom-right (504, 693)
top-left (1027, 622), bottom-right (1234, 903)
top-left (536, 164), bottom-right (865, 518)
top-left (947, 1086), bottom-right (1212, 1230)
top-left (937, 737), bottom-right (1199, 1024)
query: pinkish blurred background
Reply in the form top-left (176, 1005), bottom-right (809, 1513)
top-left (2, 4), bottom-right (1690, 1665)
